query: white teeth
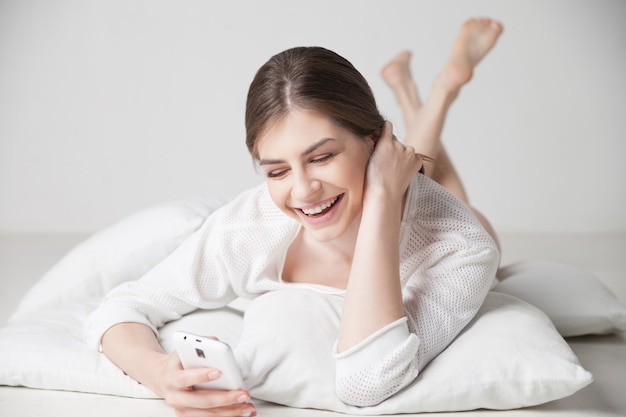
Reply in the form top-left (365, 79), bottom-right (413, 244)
top-left (302, 196), bottom-right (338, 216)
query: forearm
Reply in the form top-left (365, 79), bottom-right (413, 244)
top-left (101, 322), bottom-right (169, 397)
top-left (337, 190), bottom-right (405, 352)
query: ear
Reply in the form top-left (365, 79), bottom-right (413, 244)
top-left (362, 135), bottom-right (376, 155)
top-left (364, 128), bottom-right (380, 152)
top-left (370, 127), bottom-right (382, 143)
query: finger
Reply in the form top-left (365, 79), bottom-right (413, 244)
top-left (168, 387), bottom-right (253, 411)
top-left (175, 401), bottom-right (256, 417)
top-left (170, 366), bottom-right (224, 390)
top-left (378, 121), bottom-right (394, 143)
top-left (188, 389), bottom-right (253, 409)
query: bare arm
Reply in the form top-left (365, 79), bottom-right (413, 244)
top-left (337, 189), bottom-right (404, 351)
top-left (101, 323), bottom-right (255, 417)
top-left (101, 323), bottom-right (171, 393)
top-left (337, 122), bottom-right (422, 352)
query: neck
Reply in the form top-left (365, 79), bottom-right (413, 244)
top-left (301, 215), bottom-right (361, 264)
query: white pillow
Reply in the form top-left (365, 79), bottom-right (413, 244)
top-left (0, 299), bottom-right (242, 398)
top-left (236, 289), bottom-right (592, 414)
top-left (494, 261), bottom-right (626, 337)
top-left (0, 289), bottom-right (592, 413)
top-left (10, 198), bottom-right (224, 321)
top-left (0, 298), bottom-right (158, 398)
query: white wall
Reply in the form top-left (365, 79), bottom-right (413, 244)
top-left (1, 0), bottom-right (624, 234)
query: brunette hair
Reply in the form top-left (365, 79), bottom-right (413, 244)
top-left (245, 46), bottom-right (385, 159)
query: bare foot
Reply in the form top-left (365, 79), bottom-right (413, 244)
top-left (381, 50), bottom-right (422, 118)
top-left (381, 51), bottom-right (412, 89)
top-left (441, 17), bottom-right (503, 93)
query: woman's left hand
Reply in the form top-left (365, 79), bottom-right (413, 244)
top-left (365, 121), bottom-right (423, 203)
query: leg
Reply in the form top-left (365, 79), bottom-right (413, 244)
top-left (382, 17), bottom-right (503, 247)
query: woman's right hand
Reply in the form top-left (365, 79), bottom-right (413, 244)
top-left (101, 314), bottom-right (256, 416)
top-left (156, 351), bottom-right (256, 417)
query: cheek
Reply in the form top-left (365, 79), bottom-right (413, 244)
top-left (343, 156), bottom-right (368, 190)
top-left (343, 170), bottom-right (365, 195)
top-left (266, 181), bottom-right (291, 210)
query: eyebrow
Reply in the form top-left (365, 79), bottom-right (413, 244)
top-left (258, 137), bottom-right (336, 166)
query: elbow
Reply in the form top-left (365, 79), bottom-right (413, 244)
top-left (334, 364), bottom-right (419, 407)
top-left (334, 384), bottom-right (387, 408)
top-left (333, 328), bottom-right (421, 406)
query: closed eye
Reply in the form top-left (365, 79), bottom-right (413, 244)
top-left (310, 153), bottom-right (333, 164)
top-left (263, 153), bottom-right (333, 179)
top-left (266, 168), bottom-right (289, 179)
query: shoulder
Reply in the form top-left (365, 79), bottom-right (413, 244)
top-left (404, 174), bottom-right (471, 220)
top-left (402, 174), bottom-right (491, 244)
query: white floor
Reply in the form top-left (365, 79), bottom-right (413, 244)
top-left (1, 233), bottom-right (625, 417)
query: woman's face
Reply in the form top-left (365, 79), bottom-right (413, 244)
top-left (257, 109), bottom-right (373, 242)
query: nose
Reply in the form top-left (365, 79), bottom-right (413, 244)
top-left (291, 168), bottom-right (321, 201)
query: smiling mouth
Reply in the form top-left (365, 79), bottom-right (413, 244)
top-left (300, 195), bottom-right (342, 217)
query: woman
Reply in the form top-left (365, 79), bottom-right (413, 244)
top-left (85, 17), bottom-right (503, 417)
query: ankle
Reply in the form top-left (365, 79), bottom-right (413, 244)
top-left (428, 74), bottom-right (460, 108)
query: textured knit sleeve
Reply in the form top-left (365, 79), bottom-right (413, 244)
top-left (83, 183), bottom-right (297, 349)
top-left (82, 210), bottom-right (237, 349)
top-left (334, 174), bottom-right (500, 406)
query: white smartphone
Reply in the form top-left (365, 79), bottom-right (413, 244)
top-left (173, 331), bottom-right (244, 391)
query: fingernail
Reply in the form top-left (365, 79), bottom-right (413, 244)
top-left (208, 370), bottom-right (221, 380)
top-left (241, 407), bottom-right (255, 417)
top-left (236, 394), bottom-right (250, 403)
